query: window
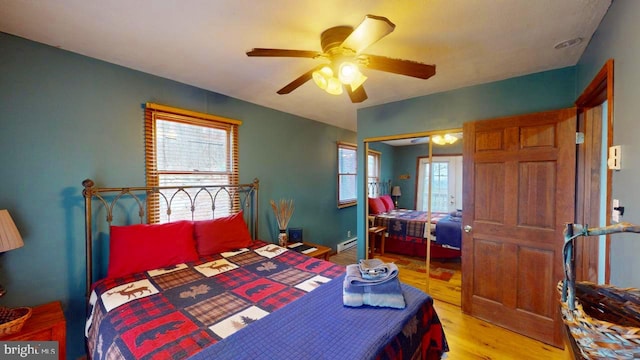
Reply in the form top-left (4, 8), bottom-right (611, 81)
top-left (367, 150), bottom-right (381, 196)
top-left (428, 161), bottom-right (450, 212)
top-left (145, 103), bottom-right (240, 222)
top-left (367, 150), bottom-right (380, 185)
top-left (337, 142), bottom-right (357, 208)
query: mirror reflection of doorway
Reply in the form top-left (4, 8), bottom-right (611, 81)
top-left (416, 155), bottom-right (463, 213)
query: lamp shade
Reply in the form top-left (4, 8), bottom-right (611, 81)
top-left (391, 186), bottom-right (402, 197)
top-left (0, 210), bottom-right (24, 252)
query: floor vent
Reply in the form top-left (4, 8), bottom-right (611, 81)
top-left (337, 237), bottom-right (357, 253)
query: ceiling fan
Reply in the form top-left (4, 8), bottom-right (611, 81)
top-left (246, 15), bottom-right (436, 103)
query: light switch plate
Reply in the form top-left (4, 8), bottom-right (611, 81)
top-left (608, 145), bottom-right (621, 170)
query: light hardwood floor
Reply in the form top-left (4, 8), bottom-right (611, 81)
top-left (329, 247), bottom-right (569, 359)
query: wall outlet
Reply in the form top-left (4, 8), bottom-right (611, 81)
top-left (612, 199), bottom-right (621, 223)
top-left (347, 230), bottom-right (351, 238)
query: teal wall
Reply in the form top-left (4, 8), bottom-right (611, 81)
top-left (356, 67), bottom-right (577, 260)
top-left (0, 33), bottom-right (356, 359)
top-left (575, 0), bottom-right (640, 287)
top-left (392, 144), bottom-right (428, 209)
top-left (368, 141), bottom-right (395, 186)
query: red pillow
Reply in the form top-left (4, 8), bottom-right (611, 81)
top-left (193, 211), bottom-right (253, 256)
top-left (380, 194), bottom-right (395, 212)
top-left (368, 197), bottom-right (387, 215)
top-left (107, 220), bottom-right (198, 278)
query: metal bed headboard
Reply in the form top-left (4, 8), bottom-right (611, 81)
top-left (82, 178), bottom-right (259, 296)
top-left (368, 179), bottom-right (392, 197)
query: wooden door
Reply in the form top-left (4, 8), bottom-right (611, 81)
top-left (575, 105), bottom-right (604, 282)
top-left (462, 108), bottom-right (576, 347)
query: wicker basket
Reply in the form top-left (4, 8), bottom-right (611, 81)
top-left (560, 223), bottom-right (640, 359)
top-left (0, 306), bottom-right (32, 337)
top-left (558, 282), bottom-right (640, 359)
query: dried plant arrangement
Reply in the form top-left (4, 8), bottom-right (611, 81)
top-left (270, 199), bottom-right (294, 246)
top-left (270, 199), bottom-right (294, 230)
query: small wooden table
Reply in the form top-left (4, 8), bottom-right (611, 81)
top-left (0, 301), bottom-right (66, 360)
top-left (368, 226), bottom-right (387, 258)
top-left (300, 242), bottom-right (331, 260)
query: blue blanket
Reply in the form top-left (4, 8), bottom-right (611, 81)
top-left (435, 215), bottom-right (462, 249)
top-left (188, 274), bottom-right (445, 360)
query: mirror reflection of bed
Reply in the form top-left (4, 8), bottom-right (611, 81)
top-left (366, 131), bottom-right (463, 307)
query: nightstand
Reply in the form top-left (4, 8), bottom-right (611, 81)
top-left (302, 242), bottom-right (331, 260)
top-left (0, 301), bottom-right (66, 360)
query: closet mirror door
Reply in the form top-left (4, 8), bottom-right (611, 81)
top-left (426, 134), bottom-right (463, 307)
top-left (364, 130), bottom-right (462, 306)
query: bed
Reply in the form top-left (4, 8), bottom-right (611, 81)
top-left (368, 183), bottom-right (462, 259)
top-left (83, 179), bottom-right (449, 359)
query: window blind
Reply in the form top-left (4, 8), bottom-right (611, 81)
top-left (145, 104), bottom-right (240, 223)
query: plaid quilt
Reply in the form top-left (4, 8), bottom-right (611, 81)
top-left (375, 210), bottom-right (446, 240)
top-left (85, 241), bottom-right (344, 359)
top-left (373, 211), bottom-right (451, 257)
top-left (86, 240), bottom-right (448, 360)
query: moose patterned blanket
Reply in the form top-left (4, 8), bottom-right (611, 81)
top-left (86, 240), bottom-right (447, 359)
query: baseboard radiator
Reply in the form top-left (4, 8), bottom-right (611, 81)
top-left (337, 237), bottom-right (357, 253)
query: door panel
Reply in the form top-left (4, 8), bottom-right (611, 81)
top-left (516, 246), bottom-right (554, 317)
top-left (462, 107), bottom-right (576, 347)
top-left (520, 123), bottom-right (556, 148)
top-left (518, 161), bottom-right (556, 229)
top-left (472, 239), bottom-right (504, 302)
top-left (474, 163), bottom-right (505, 222)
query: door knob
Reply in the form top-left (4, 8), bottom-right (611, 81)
top-left (464, 225), bottom-right (472, 233)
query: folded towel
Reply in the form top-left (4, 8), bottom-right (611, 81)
top-left (343, 268), bottom-right (402, 294)
top-left (343, 267), bottom-right (405, 309)
top-left (358, 259), bottom-right (389, 280)
top-left (347, 263), bottom-right (399, 287)
top-left (343, 288), bottom-right (406, 309)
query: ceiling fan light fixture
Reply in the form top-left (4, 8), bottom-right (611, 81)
top-left (444, 134), bottom-right (458, 144)
top-left (338, 61), bottom-right (359, 84)
top-left (325, 76), bottom-right (343, 95)
top-left (248, 15), bottom-right (435, 103)
top-left (313, 72), bottom-right (328, 90)
top-left (432, 134), bottom-right (458, 145)
top-left (312, 66), bottom-right (333, 90)
top-left (349, 72), bottom-right (367, 91)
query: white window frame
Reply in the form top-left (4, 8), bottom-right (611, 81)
top-left (145, 103), bottom-right (240, 222)
top-left (337, 142), bottom-right (357, 208)
top-left (367, 150), bottom-right (381, 196)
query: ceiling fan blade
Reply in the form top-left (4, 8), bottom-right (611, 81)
top-left (277, 65), bottom-right (324, 94)
top-left (363, 54), bottom-right (436, 79)
top-left (346, 85), bottom-right (368, 103)
top-left (246, 48), bottom-right (321, 58)
top-left (341, 15), bottom-right (396, 54)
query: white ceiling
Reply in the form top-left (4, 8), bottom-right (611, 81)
top-left (0, 0), bottom-right (611, 131)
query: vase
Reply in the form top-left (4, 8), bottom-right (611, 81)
top-left (278, 230), bottom-right (288, 247)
